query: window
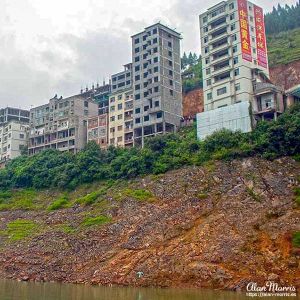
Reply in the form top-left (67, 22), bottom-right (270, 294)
top-left (19, 134), bottom-right (24, 139)
top-left (144, 106), bottom-right (149, 112)
top-left (153, 38), bottom-right (158, 44)
top-left (118, 114), bottom-right (123, 120)
top-left (232, 34), bottom-right (237, 42)
top-left (153, 28), bottom-right (157, 34)
top-left (144, 115), bottom-right (149, 122)
top-left (154, 66), bottom-right (159, 73)
top-left (135, 75), bottom-right (140, 81)
top-left (118, 103), bottom-right (122, 110)
top-left (169, 79), bottom-right (173, 86)
top-left (203, 16), bottom-right (207, 23)
top-left (135, 84), bottom-right (140, 90)
top-left (135, 94), bottom-right (140, 100)
top-left (110, 116), bottom-right (115, 121)
top-left (235, 83), bottom-right (240, 91)
top-left (154, 57), bottom-right (158, 63)
top-left (169, 89), bottom-right (174, 96)
top-left (229, 2), bottom-right (234, 9)
top-left (135, 56), bottom-right (140, 62)
top-left (207, 79), bottom-right (211, 86)
top-left (207, 92), bottom-right (212, 100)
top-left (253, 48), bottom-right (256, 54)
top-left (117, 136), bottom-right (122, 142)
top-left (117, 125), bottom-right (123, 131)
top-left (110, 97), bottom-right (115, 103)
top-left (110, 127), bottom-right (115, 133)
top-left (157, 112), bottom-right (162, 118)
top-left (233, 57), bottom-right (238, 64)
top-left (205, 47), bottom-right (209, 54)
top-left (205, 58), bottom-right (209, 64)
top-left (135, 47), bottom-right (139, 53)
top-left (135, 65), bottom-right (140, 71)
top-left (153, 47), bottom-right (158, 53)
top-left (206, 68), bottom-right (210, 75)
top-left (204, 27), bottom-right (208, 33)
top-left (135, 108), bottom-right (141, 114)
top-left (135, 118), bottom-right (141, 124)
top-left (154, 86), bottom-right (159, 93)
top-left (168, 60), bottom-right (173, 67)
top-left (230, 13), bottom-right (235, 21)
top-left (233, 45), bottom-right (237, 53)
top-left (204, 36), bottom-right (208, 43)
top-left (168, 50), bottom-right (172, 57)
top-left (110, 106), bottom-right (115, 112)
top-left (84, 101), bottom-right (89, 108)
top-left (168, 41), bottom-right (172, 48)
top-left (231, 24), bottom-right (235, 31)
top-left (155, 101), bottom-right (159, 107)
top-left (110, 138), bottom-right (115, 144)
top-left (118, 95), bottom-right (122, 100)
top-left (154, 76), bottom-right (159, 82)
top-left (250, 16), bottom-right (253, 22)
top-left (169, 70), bottom-right (173, 76)
top-left (143, 63), bottom-right (148, 68)
top-left (234, 68), bottom-right (240, 76)
top-left (217, 87), bottom-right (227, 95)
top-left (134, 38), bottom-right (140, 44)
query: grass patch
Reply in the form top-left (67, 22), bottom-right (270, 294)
top-left (293, 187), bottom-right (300, 206)
top-left (58, 224), bottom-right (77, 234)
top-left (0, 189), bottom-right (40, 211)
top-left (122, 188), bottom-right (156, 202)
top-left (47, 194), bottom-right (69, 211)
top-left (292, 232), bottom-right (300, 248)
top-left (4, 219), bottom-right (38, 241)
top-left (82, 215), bottom-right (112, 227)
top-left (197, 193), bottom-right (208, 199)
top-left (246, 187), bottom-right (261, 202)
top-left (76, 181), bottom-right (114, 206)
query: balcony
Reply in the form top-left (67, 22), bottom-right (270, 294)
top-left (208, 16), bottom-right (227, 32)
top-left (210, 26), bottom-right (227, 41)
top-left (124, 114), bottom-right (133, 121)
top-left (253, 82), bottom-right (280, 96)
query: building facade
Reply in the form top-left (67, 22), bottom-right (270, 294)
top-left (87, 114), bottom-right (109, 149)
top-left (28, 95), bottom-right (98, 155)
top-left (131, 23), bottom-right (183, 147)
top-left (0, 108), bottom-right (29, 164)
top-left (198, 0), bottom-right (269, 139)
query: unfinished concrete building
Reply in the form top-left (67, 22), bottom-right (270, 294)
top-left (28, 95), bottom-right (98, 154)
top-left (131, 23), bottom-right (183, 147)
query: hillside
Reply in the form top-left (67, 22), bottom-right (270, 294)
top-left (267, 28), bottom-right (300, 67)
top-left (0, 157), bottom-right (299, 290)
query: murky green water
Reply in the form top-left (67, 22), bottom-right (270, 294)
top-left (0, 279), bottom-right (297, 300)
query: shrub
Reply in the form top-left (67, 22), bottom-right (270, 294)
top-left (123, 188), bottom-right (155, 202)
top-left (292, 231), bottom-right (300, 248)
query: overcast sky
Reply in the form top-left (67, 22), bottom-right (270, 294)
top-left (0, 0), bottom-right (297, 109)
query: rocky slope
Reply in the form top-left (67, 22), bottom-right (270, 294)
top-left (0, 157), bottom-right (299, 290)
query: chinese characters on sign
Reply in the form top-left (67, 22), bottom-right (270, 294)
top-left (238, 0), bottom-right (252, 62)
top-left (254, 5), bottom-right (268, 68)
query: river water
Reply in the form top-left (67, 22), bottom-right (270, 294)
top-left (0, 279), bottom-right (296, 300)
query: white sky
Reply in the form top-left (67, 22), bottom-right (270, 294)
top-left (0, 0), bottom-right (297, 108)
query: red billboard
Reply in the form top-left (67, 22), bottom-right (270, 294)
top-left (238, 0), bottom-right (252, 62)
top-left (254, 5), bottom-right (268, 68)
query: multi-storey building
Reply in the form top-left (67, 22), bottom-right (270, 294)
top-left (108, 63), bottom-right (134, 148)
top-left (0, 107), bottom-right (29, 164)
top-left (197, 0), bottom-right (270, 139)
top-left (131, 23), bottom-right (183, 147)
top-left (28, 95), bottom-right (98, 155)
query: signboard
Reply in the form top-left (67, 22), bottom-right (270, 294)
top-left (254, 5), bottom-right (268, 68)
top-left (238, 0), bottom-right (252, 62)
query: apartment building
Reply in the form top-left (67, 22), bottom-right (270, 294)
top-left (108, 63), bottom-right (134, 148)
top-left (28, 95), bottom-right (98, 155)
top-left (0, 107), bottom-right (29, 164)
top-left (197, 0), bottom-right (269, 139)
top-left (131, 23), bottom-right (183, 147)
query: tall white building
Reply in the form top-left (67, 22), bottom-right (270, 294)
top-left (0, 107), bottom-right (30, 164)
top-left (197, 0), bottom-right (269, 139)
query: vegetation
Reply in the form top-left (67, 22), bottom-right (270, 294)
top-left (47, 194), bottom-right (69, 211)
top-left (294, 187), bottom-right (300, 206)
top-left (82, 215), bottom-right (112, 227)
top-left (181, 52), bottom-right (203, 93)
top-left (0, 105), bottom-right (299, 192)
top-left (292, 231), bottom-right (300, 248)
top-left (123, 189), bottom-right (155, 202)
top-left (267, 28), bottom-right (300, 66)
top-left (1, 219), bottom-right (38, 241)
top-left (265, 2), bottom-right (300, 35)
